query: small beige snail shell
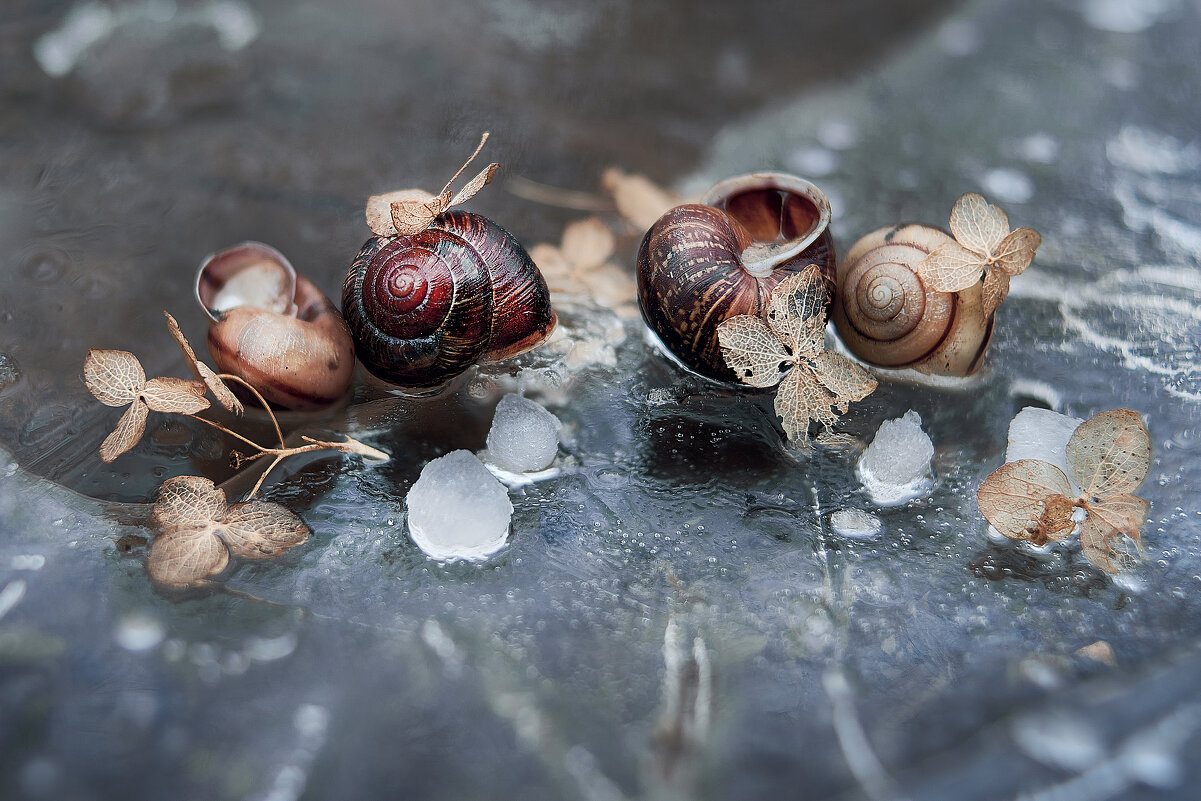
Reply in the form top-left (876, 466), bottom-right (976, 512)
top-left (196, 242), bottom-right (356, 409)
top-left (832, 224), bottom-right (991, 376)
top-left (636, 172), bottom-right (836, 383)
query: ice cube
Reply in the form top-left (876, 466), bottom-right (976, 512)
top-left (485, 394), bottom-right (562, 473)
top-left (405, 450), bottom-right (513, 562)
top-left (1006, 407), bottom-right (1083, 492)
top-left (829, 509), bottom-right (883, 540)
top-left (857, 410), bottom-right (934, 505)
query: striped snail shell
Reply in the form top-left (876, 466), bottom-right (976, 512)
top-left (197, 242), bottom-right (355, 410)
top-left (637, 172), bottom-right (836, 383)
top-left (342, 210), bottom-right (557, 390)
top-left (832, 224), bottom-right (991, 376)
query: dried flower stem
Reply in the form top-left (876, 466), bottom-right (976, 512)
top-left (183, 373), bottom-right (385, 500)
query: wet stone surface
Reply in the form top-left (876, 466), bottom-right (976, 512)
top-left (3, 0), bottom-right (1201, 799)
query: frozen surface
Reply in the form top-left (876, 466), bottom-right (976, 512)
top-left (3, 0), bottom-right (1201, 799)
top-left (857, 410), bottom-right (935, 505)
top-left (830, 509), bottom-right (884, 540)
top-left (485, 393), bottom-right (562, 473)
top-left (406, 450), bottom-right (513, 562)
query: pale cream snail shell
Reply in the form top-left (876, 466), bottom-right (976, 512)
top-left (832, 224), bottom-right (991, 376)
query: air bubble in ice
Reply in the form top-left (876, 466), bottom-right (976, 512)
top-left (486, 394), bottom-right (562, 473)
top-left (1012, 711), bottom-right (1105, 772)
top-left (1081, 0), bottom-right (1176, 33)
top-left (406, 450), bottom-right (513, 562)
top-left (830, 509), bottom-right (883, 540)
top-left (1006, 407), bottom-right (1084, 493)
top-left (857, 410), bottom-right (934, 506)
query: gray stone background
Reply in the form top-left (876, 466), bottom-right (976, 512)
top-left (1, 0), bottom-right (1200, 799)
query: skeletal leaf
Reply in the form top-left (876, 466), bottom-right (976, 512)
top-left (917, 241), bottom-right (986, 292)
top-left (1079, 515), bottom-right (1137, 574)
top-left (140, 377), bottom-right (210, 414)
top-left (560, 217), bottom-right (616, 270)
top-left (993, 227), bottom-right (1041, 277)
top-left (981, 269), bottom-right (1011, 317)
top-left (776, 368), bottom-right (837, 441)
top-left (809, 351), bottom-right (878, 411)
top-left (84, 349), bottom-right (145, 407)
top-left (948, 192), bottom-right (1009, 256)
top-left (767, 267), bottom-right (827, 359)
top-left (99, 399), bottom-right (149, 462)
top-left (1083, 493), bottom-right (1148, 543)
top-left (164, 311), bottom-right (242, 414)
top-left (146, 525), bottom-right (230, 586)
top-left (601, 168), bottom-right (682, 231)
top-left (366, 189), bottom-right (436, 237)
top-left (370, 133), bottom-right (496, 237)
top-left (391, 191), bottom-right (451, 236)
top-left (1066, 409), bottom-right (1151, 498)
top-left (151, 475), bottom-right (227, 530)
top-left (716, 315), bottom-right (789, 388)
top-left (977, 459), bottom-right (1076, 542)
top-left (220, 500), bottom-right (311, 559)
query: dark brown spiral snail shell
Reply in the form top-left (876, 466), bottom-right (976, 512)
top-left (636, 172), bottom-right (836, 383)
top-left (342, 210), bottom-right (557, 390)
top-left (833, 224), bottom-right (992, 376)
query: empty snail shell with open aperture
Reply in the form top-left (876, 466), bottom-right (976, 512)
top-left (832, 225), bottom-right (991, 377)
top-left (196, 241), bottom-right (356, 409)
top-left (636, 172), bottom-right (836, 383)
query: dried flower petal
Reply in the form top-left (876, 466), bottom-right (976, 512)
top-left (808, 351), bottom-right (877, 410)
top-left (601, 168), bottom-right (681, 231)
top-left (776, 367), bottom-right (837, 441)
top-left (140, 377), bottom-right (210, 414)
top-left (767, 267), bottom-right (827, 359)
top-left (164, 311), bottom-right (243, 414)
top-left (993, 227), bottom-right (1041, 277)
top-left (977, 459), bottom-right (1076, 542)
top-left (1066, 409), bottom-right (1151, 498)
top-left (84, 349), bottom-right (145, 407)
top-left (579, 263), bottom-right (636, 309)
top-left (949, 192), bottom-right (1009, 256)
top-left (981, 269), bottom-right (1011, 317)
top-left (146, 525), bottom-right (229, 586)
top-left (1084, 493), bottom-right (1148, 544)
top-left (100, 398), bottom-right (149, 462)
top-left (448, 163), bottom-right (499, 208)
top-left (560, 217), bottom-right (616, 271)
top-left (716, 315), bottom-right (789, 388)
top-left (917, 242), bottom-right (987, 293)
top-left (366, 189), bottom-right (435, 237)
top-left (1079, 514), bottom-right (1138, 574)
top-left (219, 500), bottom-right (311, 559)
top-left (151, 475), bottom-right (227, 531)
top-left (391, 191), bottom-right (451, 237)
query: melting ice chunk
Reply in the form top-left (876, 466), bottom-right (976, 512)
top-left (829, 509), bottom-right (883, 540)
top-left (406, 450), bottom-right (513, 562)
top-left (486, 394), bottom-right (562, 473)
top-left (1006, 406), bottom-right (1084, 493)
top-left (857, 410), bottom-right (934, 505)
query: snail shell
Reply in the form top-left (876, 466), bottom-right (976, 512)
top-left (342, 210), bottom-right (557, 390)
top-left (832, 224), bottom-right (992, 376)
top-left (636, 172), bottom-right (836, 383)
top-left (197, 242), bottom-right (356, 409)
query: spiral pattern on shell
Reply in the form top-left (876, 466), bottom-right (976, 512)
top-left (833, 224), bottom-right (992, 376)
top-left (343, 210), bottom-right (556, 389)
top-left (636, 173), bottom-right (836, 383)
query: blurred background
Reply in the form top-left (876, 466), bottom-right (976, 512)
top-left (2, 1), bottom-right (1201, 799)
